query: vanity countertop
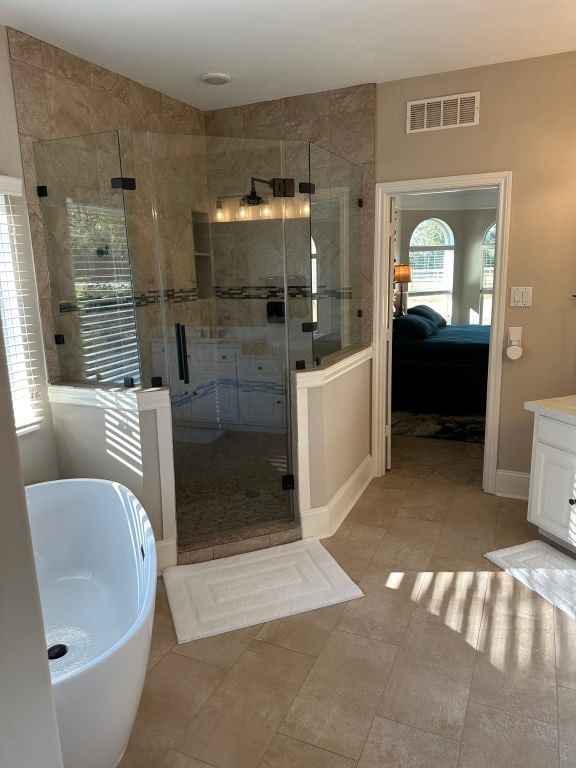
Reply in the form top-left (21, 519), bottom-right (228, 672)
top-left (525, 395), bottom-right (576, 426)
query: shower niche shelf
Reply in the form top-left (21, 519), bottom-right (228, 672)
top-left (192, 210), bottom-right (213, 299)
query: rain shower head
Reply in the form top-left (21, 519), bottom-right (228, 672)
top-left (240, 176), bottom-right (296, 206)
top-left (241, 179), bottom-right (266, 207)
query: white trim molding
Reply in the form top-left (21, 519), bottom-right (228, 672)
top-left (0, 174), bottom-right (23, 196)
top-left (156, 538), bottom-right (178, 574)
top-left (494, 470), bottom-right (530, 500)
top-left (372, 172), bottom-right (513, 494)
top-left (296, 346), bottom-right (374, 539)
top-left (297, 346), bottom-right (373, 389)
top-left (48, 384), bottom-right (170, 411)
top-left (301, 455), bottom-right (374, 539)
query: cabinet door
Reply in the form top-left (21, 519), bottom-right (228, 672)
top-left (190, 363), bottom-right (218, 422)
top-left (190, 362), bottom-right (239, 425)
top-left (528, 442), bottom-right (576, 540)
top-left (238, 375), bottom-right (285, 428)
top-left (215, 364), bottom-right (239, 424)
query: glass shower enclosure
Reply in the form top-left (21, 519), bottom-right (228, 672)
top-left (34, 130), bottom-right (363, 551)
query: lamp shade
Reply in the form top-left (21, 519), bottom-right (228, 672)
top-left (394, 264), bottom-right (412, 284)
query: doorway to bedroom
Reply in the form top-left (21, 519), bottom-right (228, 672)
top-left (391, 187), bottom-right (498, 456)
top-left (372, 172), bottom-right (513, 494)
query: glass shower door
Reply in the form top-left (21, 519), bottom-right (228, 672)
top-left (34, 131), bottom-right (140, 385)
top-left (142, 132), bottom-right (299, 548)
top-left (309, 144), bottom-right (363, 364)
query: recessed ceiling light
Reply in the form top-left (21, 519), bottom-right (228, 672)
top-left (199, 72), bottom-right (232, 86)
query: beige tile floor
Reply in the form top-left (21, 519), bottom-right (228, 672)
top-left (120, 436), bottom-right (576, 768)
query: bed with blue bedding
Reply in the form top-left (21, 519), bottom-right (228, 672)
top-left (392, 307), bottom-right (490, 414)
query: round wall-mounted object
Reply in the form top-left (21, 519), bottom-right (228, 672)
top-left (506, 344), bottom-right (523, 360)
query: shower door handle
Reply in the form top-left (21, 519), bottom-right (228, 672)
top-left (175, 323), bottom-right (190, 384)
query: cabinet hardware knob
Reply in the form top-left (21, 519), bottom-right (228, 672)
top-left (570, 498), bottom-right (576, 506)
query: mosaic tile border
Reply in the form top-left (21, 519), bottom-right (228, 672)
top-left (59, 284), bottom-right (353, 313)
top-left (214, 285), bottom-right (353, 299)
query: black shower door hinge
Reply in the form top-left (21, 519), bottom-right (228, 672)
top-left (282, 474), bottom-right (295, 491)
top-left (272, 178), bottom-right (295, 198)
top-left (299, 182), bottom-right (316, 194)
top-left (111, 177), bottom-right (136, 190)
top-left (358, 198), bottom-right (364, 208)
top-left (302, 321), bottom-right (318, 333)
top-left (37, 185), bottom-right (48, 198)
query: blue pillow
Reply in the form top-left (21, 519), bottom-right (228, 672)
top-left (393, 314), bottom-right (436, 339)
top-left (407, 304), bottom-right (447, 328)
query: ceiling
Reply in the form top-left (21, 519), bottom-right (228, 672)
top-left (2, 0), bottom-right (576, 110)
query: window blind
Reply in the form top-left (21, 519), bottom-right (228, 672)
top-left (0, 178), bottom-right (43, 432)
top-left (66, 200), bottom-right (141, 385)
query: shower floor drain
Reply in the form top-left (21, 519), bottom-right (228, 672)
top-left (47, 643), bottom-right (68, 660)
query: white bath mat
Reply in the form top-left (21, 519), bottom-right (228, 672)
top-left (485, 540), bottom-right (576, 619)
top-left (163, 538), bottom-right (363, 644)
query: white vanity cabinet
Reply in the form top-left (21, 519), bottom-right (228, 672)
top-left (525, 396), bottom-right (576, 546)
top-left (188, 346), bottom-right (239, 424)
top-left (160, 339), bottom-right (286, 431)
top-left (237, 356), bottom-right (285, 429)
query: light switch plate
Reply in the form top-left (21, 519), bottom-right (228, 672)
top-left (510, 286), bottom-right (533, 307)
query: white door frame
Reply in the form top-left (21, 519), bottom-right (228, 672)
top-left (372, 171), bottom-right (513, 493)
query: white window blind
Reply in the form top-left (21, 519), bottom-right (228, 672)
top-left (0, 177), bottom-right (43, 431)
top-left (66, 200), bottom-right (140, 385)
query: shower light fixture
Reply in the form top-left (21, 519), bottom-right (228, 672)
top-left (199, 72), bottom-right (232, 85)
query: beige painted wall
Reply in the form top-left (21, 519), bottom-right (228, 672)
top-left (0, 26), bottom-right (59, 484)
top-left (308, 359), bottom-right (371, 507)
top-left (376, 51), bottom-right (576, 473)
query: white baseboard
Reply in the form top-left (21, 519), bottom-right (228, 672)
top-left (156, 538), bottom-right (177, 573)
top-left (494, 469), bottom-right (530, 500)
top-left (301, 454), bottom-right (374, 539)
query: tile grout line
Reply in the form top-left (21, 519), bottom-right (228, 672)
top-left (257, 731), bottom-right (359, 767)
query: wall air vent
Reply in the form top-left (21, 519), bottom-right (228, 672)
top-left (406, 91), bottom-right (480, 133)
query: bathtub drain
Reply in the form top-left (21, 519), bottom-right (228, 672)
top-left (47, 643), bottom-right (68, 660)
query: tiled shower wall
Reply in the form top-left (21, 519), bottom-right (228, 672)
top-left (7, 28), bottom-right (205, 381)
top-left (204, 87), bottom-right (376, 344)
top-left (8, 26), bottom-right (376, 383)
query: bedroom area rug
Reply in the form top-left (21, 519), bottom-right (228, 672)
top-left (163, 538), bottom-right (364, 644)
top-left (485, 540), bottom-right (576, 619)
top-left (392, 410), bottom-right (485, 443)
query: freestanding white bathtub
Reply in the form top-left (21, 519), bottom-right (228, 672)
top-left (26, 479), bottom-right (157, 768)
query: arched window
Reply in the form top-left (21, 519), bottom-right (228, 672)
top-left (480, 223), bottom-right (496, 325)
top-left (408, 218), bottom-right (455, 323)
